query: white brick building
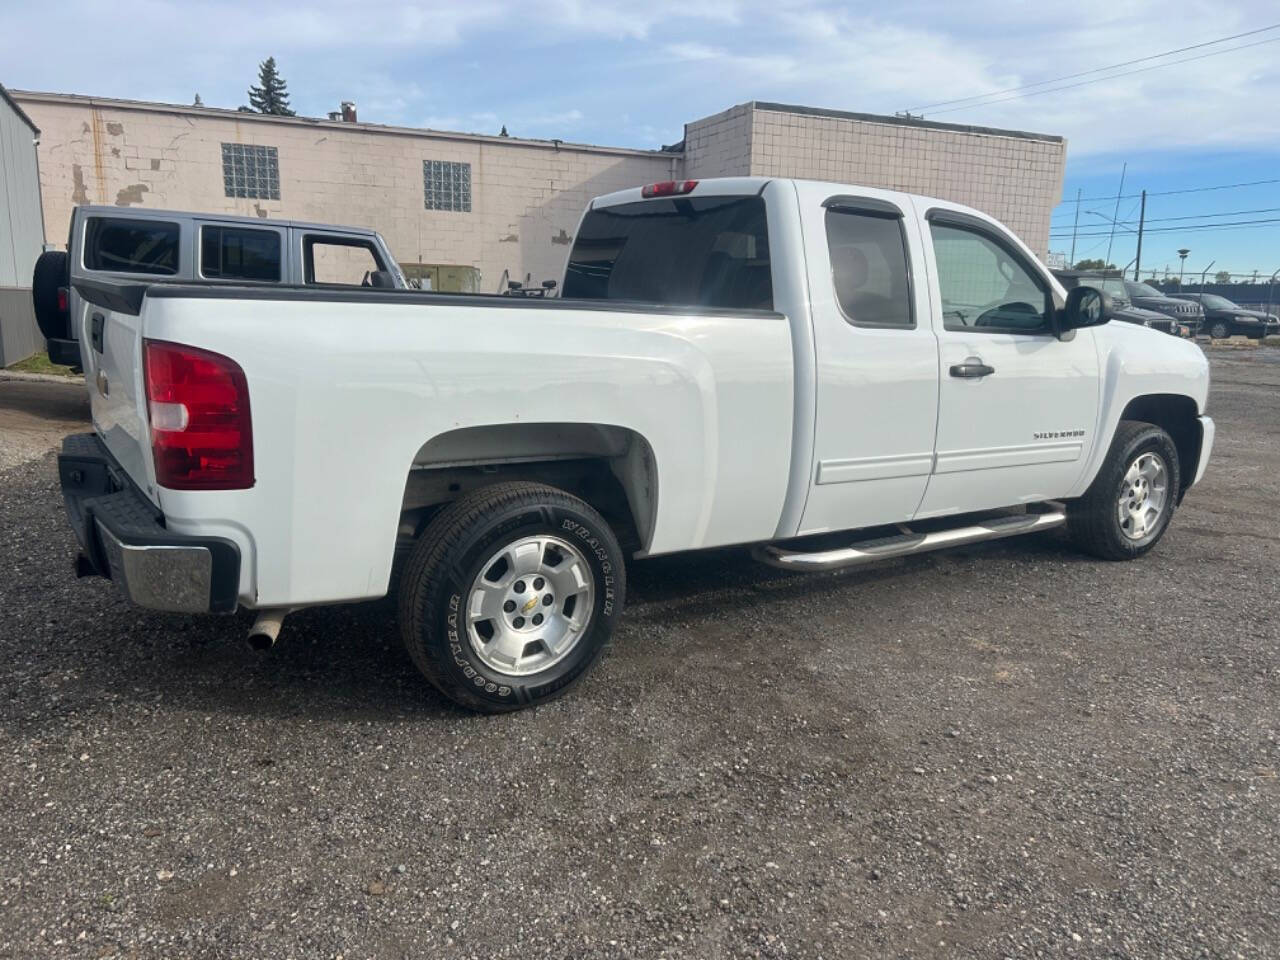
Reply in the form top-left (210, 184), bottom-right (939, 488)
top-left (13, 92), bottom-right (1066, 293)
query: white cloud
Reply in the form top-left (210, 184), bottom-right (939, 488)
top-left (0, 0), bottom-right (1276, 156)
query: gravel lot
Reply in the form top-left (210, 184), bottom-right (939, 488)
top-left (1, 349), bottom-right (1277, 959)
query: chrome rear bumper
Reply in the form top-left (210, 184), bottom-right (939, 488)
top-left (59, 433), bottom-right (240, 614)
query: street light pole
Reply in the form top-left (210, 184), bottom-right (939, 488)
top-left (1106, 162), bottom-right (1127, 266)
top-left (1133, 190), bottom-right (1146, 281)
top-left (1177, 248), bottom-right (1190, 287)
top-left (1069, 187), bottom-right (1082, 265)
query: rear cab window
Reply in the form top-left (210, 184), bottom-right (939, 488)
top-left (825, 205), bottom-right (913, 328)
top-left (83, 217), bottom-right (180, 275)
top-left (562, 195), bottom-right (773, 310)
top-left (200, 225), bottom-right (282, 282)
top-left (303, 235), bottom-right (386, 286)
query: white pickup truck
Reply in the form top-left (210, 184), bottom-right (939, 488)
top-left (58, 177), bottom-right (1214, 712)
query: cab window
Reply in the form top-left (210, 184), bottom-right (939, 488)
top-left (304, 236), bottom-right (385, 286)
top-left (930, 223), bottom-right (1052, 334)
top-left (825, 208), bottom-right (913, 328)
top-left (200, 226), bottom-right (282, 282)
top-left (84, 217), bottom-right (180, 276)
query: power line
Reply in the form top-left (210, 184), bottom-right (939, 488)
top-left (1054, 204), bottom-right (1280, 226)
top-left (923, 35), bottom-right (1280, 116)
top-left (1050, 216), bottom-right (1280, 238)
top-left (906, 23), bottom-right (1280, 112)
top-left (1054, 177), bottom-right (1280, 206)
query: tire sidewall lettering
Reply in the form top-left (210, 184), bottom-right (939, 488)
top-left (431, 504), bottom-right (622, 704)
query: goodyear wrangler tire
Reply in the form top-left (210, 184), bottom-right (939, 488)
top-left (398, 481), bottom-right (625, 713)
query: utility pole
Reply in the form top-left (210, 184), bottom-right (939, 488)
top-left (1069, 188), bottom-right (1082, 265)
top-left (1106, 162), bottom-right (1127, 266)
top-left (1132, 190), bottom-right (1146, 281)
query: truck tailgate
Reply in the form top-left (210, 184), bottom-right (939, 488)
top-left (74, 281), bottom-right (156, 505)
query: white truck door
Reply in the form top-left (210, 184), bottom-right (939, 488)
top-left (914, 205), bottom-right (1100, 518)
top-left (795, 186), bottom-right (940, 535)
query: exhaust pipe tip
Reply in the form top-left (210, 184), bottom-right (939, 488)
top-left (246, 608), bottom-right (290, 651)
top-left (246, 630), bottom-right (277, 652)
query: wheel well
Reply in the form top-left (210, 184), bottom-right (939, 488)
top-left (397, 423), bottom-right (657, 555)
top-left (1120, 394), bottom-right (1201, 498)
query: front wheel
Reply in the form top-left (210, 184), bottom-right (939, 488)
top-left (397, 482), bottom-right (625, 712)
top-left (1067, 420), bottom-right (1181, 560)
top-left (1207, 319), bottom-right (1230, 340)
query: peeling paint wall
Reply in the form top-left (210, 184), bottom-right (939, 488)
top-left (18, 94), bottom-right (672, 291)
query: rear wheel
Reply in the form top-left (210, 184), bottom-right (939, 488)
top-left (397, 482), bottom-right (625, 713)
top-left (1067, 420), bottom-right (1180, 560)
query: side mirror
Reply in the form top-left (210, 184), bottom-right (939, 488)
top-left (1060, 285), bottom-right (1112, 336)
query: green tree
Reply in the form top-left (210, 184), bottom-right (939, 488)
top-left (244, 57), bottom-right (296, 116)
top-left (1073, 258), bottom-right (1117, 271)
top-left (1214, 270), bottom-right (1232, 284)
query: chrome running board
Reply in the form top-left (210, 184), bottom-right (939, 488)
top-left (754, 510), bottom-right (1067, 572)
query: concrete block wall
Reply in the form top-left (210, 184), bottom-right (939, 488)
top-left (682, 104), bottom-right (754, 178)
top-left (685, 102), bottom-right (1066, 256)
top-left (15, 93), bottom-right (674, 292)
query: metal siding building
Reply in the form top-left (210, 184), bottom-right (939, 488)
top-left (0, 83), bottom-right (46, 365)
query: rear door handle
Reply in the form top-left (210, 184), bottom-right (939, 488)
top-left (949, 360), bottom-right (994, 379)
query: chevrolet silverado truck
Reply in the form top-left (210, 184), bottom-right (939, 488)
top-left (32, 206), bottom-right (406, 370)
top-left (57, 177), bottom-right (1214, 712)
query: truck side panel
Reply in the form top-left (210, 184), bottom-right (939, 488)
top-left (141, 294), bottom-right (795, 607)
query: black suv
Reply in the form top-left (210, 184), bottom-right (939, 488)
top-left (1122, 281), bottom-right (1204, 332)
top-left (1170, 293), bottom-right (1279, 340)
top-left (1053, 272), bottom-right (1191, 337)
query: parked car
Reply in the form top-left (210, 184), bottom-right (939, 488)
top-left (55, 177), bottom-right (1213, 712)
top-left (1122, 280), bottom-right (1204, 332)
top-left (31, 206), bottom-right (407, 370)
top-left (1053, 272), bottom-right (1191, 337)
top-left (1170, 292), bottom-right (1280, 340)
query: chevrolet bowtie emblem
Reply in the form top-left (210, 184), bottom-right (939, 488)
top-left (521, 596), bottom-right (539, 614)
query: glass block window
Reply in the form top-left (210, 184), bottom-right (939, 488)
top-left (221, 143), bottom-right (281, 200)
top-left (423, 160), bottom-right (472, 212)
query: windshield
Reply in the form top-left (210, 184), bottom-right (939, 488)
top-left (1198, 294), bottom-right (1238, 309)
top-left (562, 195), bottom-right (773, 309)
top-left (1086, 277), bottom-right (1129, 300)
top-left (1126, 281), bottom-right (1164, 298)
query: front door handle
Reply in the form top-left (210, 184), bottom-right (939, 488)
top-left (949, 359), bottom-right (994, 379)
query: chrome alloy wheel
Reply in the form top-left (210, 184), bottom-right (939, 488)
top-left (465, 535), bottom-right (595, 677)
top-left (1117, 451), bottom-right (1169, 541)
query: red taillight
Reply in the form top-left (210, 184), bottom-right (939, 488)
top-left (56, 287), bottom-right (68, 313)
top-left (143, 339), bottom-right (254, 490)
top-left (641, 180), bottom-right (698, 199)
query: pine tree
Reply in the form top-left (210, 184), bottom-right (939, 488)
top-left (245, 57), bottom-right (296, 116)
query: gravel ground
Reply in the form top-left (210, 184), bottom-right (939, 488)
top-left (1, 349), bottom-right (1277, 959)
top-left (0, 377), bottom-right (89, 471)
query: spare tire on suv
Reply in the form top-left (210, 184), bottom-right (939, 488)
top-left (32, 250), bottom-right (70, 341)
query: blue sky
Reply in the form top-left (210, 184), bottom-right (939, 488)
top-left (2, 0), bottom-right (1278, 275)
